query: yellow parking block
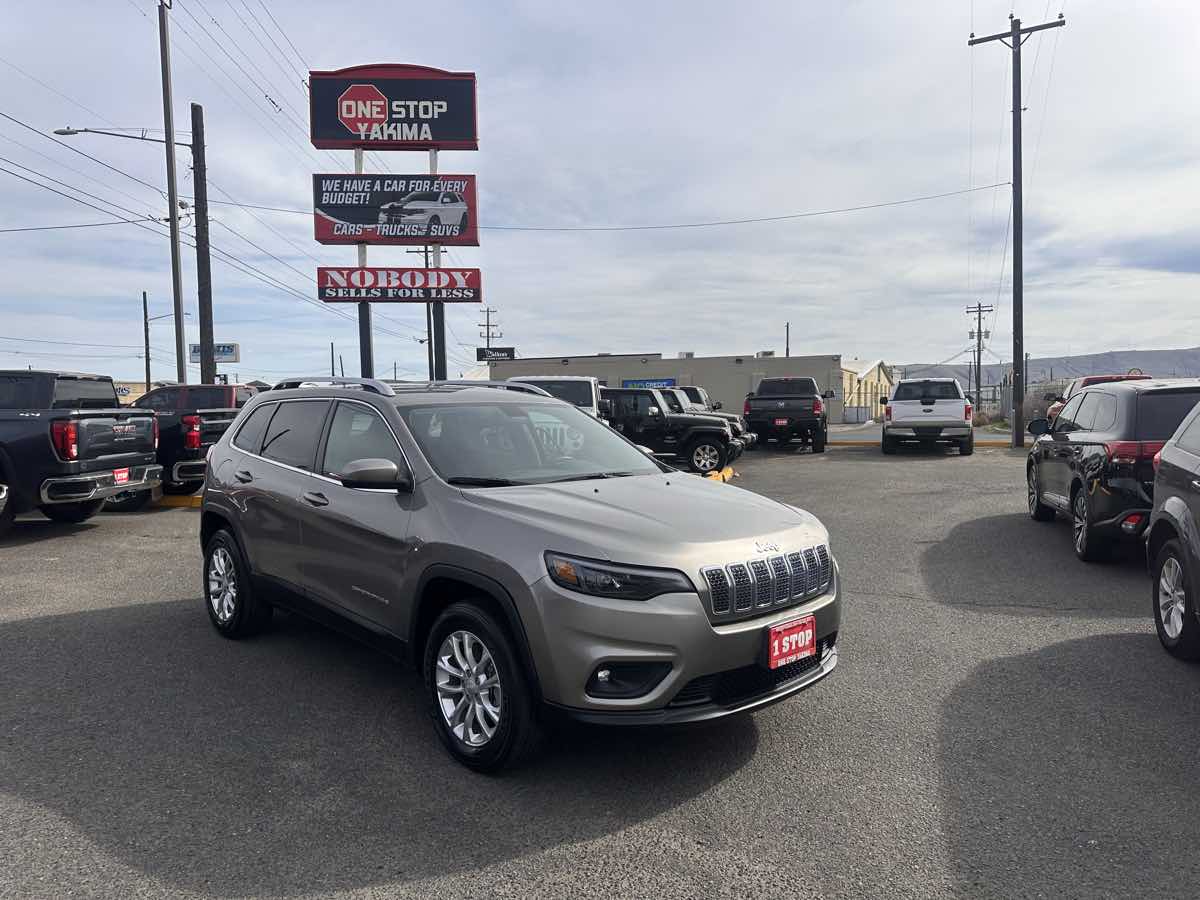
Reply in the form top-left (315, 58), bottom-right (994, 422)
top-left (158, 494), bottom-right (203, 508)
top-left (704, 466), bottom-right (737, 482)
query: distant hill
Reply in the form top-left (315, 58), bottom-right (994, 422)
top-left (897, 348), bottom-right (1200, 387)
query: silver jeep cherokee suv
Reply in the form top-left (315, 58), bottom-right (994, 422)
top-left (200, 378), bottom-right (840, 771)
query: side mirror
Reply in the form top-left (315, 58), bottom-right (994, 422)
top-left (879, 396), bottom-right (889, 406)
top-left (648, 406), bottom-right (661, 417)
top-left (712, 400), bottom-right (723, 410)
top-left (822, 390), bottom-right (835, 399)
top-left (636, 445), bottom-right (656, 456)
top-left (1027, 418), bottom-right (1051, 436)
top-left (598, 398), bottom-right (613, 417)
top-left (340, 458), bottom-right (412, 491)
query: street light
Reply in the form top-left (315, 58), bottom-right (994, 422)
top-left (56, 106), bottom-right (216, 386)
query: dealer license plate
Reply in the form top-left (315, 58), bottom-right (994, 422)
top-left (766, 615), bottom-right (816, 670)
top-left (113, 468), bottom-right (130, 485)
top-left (773, 417), bottom-right (789, 426)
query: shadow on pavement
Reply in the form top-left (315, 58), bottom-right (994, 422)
top-left (920, 513), bottom-right (1147, 617)
top-left (0, 599), bottom-right (757, 895)
top-left (939, 633), bottom-right (1200, 898)
top-left (4, 516), bottom-right (100, 548)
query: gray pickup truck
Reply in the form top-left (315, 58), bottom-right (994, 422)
top-left (0, 371), bottom-right (161, 538)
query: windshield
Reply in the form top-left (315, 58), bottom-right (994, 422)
top-left (398, 400), bottom-right (663, 485)
top-left (513, 380), bottom-right (593, 407)
top-left (758, 378), bottom-right (818, 396)
top-left (893, 381), bottom-right (962, 401)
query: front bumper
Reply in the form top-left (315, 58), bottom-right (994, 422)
top-left (526, 561), bottom-right (841, 719)
top-left (40, 465), bottom-right (163, 505)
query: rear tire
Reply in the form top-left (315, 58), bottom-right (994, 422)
top-left (105, 489), bottom-right (152, 512)
top-left (423, 601), bottom-right (542, 772)
top-left (1072, 486), bottom-right (1110, 562)
top-left (882, 435), bottom-right (897, 455)
top-left (0, 481), bottom-right (14, 539)
top-left (203, 528), bottom-right (272, 638)
top-left (685, 437), bottom-right (727, 474)
top-left (40, 500), bottom-right (104, 524)
top-left (811, 428), bottom-right (826, 454)
top-left (959, 435), bottom-right (975, 456)
top-left (1154, 539), bottom-right (1200, 660)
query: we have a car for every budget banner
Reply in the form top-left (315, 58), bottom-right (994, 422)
top-left (313, 174), bottom-right (479, 246)
top-left (318, 267), bottom-right (482, 303)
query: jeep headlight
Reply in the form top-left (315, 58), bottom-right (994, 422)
top-left (544, 552), bottom-right (695, 601)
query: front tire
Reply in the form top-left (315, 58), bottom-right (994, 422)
top-left (423, 601), bottom-right (542, 772)
top-left (1027, 465), bottom-right (1055, 521)
top-left (203, 528), bottom-right (272, 638)
top-left (1154, 539), bottom-right (1200, 660)
top-left (0, 481), bottom-right (14, 539)
top-left (40, 500), bottom-right (104, 524)
top-left (686, 437), bottom-right (727, 474)
top-left (1072, 486), bottom-right (1109, 562)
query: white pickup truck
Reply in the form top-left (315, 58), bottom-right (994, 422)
top-left (881, 377), bottom-right (973, 455)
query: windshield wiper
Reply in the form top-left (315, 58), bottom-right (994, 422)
top-left (446, 476), bottom-right (526, 487)
top-left (544, 471), bottom-right (642, 483)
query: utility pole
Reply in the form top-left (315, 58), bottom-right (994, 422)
top-left (339, 355), bottom-right (345, 377)
top-left (970, 12), bottom-right (1065, 446)
top-left (354, 147), bottom-right (373, 378)
top-left (190, 102), bottom-right (215, 384)
top-left (142, 291), bottom-right (151, 393)
top-left (407, 246), bottom-right (436, 379)
top-left (330, 341), bottom-right (335, 377)
top-left (478, 307), bottom-right (502, 349)
top-left (157, 0), bottom-right (186, 384)
top-left (393, 361), bottom-right (398, 380)
top-left (966, 302), bottom-right (993, 408)
top-left (785, 322), bottom-right (790, 357)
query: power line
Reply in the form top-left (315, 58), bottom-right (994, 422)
top-left (239, 0), bottom-right (307, 86)
top-left (0, 218), bottom-right (159, 234)
top-left (0, 334), bottom-right (142, 349)
top-left (0, 129), bottom-right (159, 211)
top-left (0, 55), bottom-right (119, 127)
top-left (254, 0), bottom-right (310, 78)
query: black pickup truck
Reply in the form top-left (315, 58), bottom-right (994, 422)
top-left (745, 376), bottom-right (834, 452)
top-left (0, 371), bottom-right (161, 537)
top-left (106, 383), bottom-right (254, 511)
top-left (601, 386), bottom-right (742, 473)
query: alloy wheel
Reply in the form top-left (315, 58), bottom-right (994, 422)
top-left (435, 630), bottom-right (503, 747)
top-left (1073, 492), bottom-right (1088, 553)
top-left (1027, 469), bottom-right (1039, 514)
top-left (692, 443), bottom-right (720, 472)
top-left (1159, 556), bottom-right (1187, 640)
top-left (207, 546), bottom-right (238, 624)
top-left (0, 482), bottom-right (8, 516)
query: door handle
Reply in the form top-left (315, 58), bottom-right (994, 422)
top-left (302, 491), bottom-right (329, 507)
top-left (234, 469), bottom-right (253, 483)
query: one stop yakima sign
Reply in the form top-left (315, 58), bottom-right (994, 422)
top-left (336, 84), bottom-right (389, 135)
top-left (317, 267), bottom-right (482, 302)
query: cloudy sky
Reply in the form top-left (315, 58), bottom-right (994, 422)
top-left (1, 0), bottom-right (1196, 383)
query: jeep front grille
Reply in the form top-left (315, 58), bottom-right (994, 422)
top-left (701, 544), bottom-right (832, 619)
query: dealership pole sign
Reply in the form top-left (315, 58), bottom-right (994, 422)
top-left (189, 342), bottom-right (239, 364)
top-left (476, 346), bottom-right (516, 362)
top-left (309, 64), bottom-right (478, 150)
top-left (318, 267), bottom-right (482, 302)
top-left (313, 174), bottom-right (478, 245)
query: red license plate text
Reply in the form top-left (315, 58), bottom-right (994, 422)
top-left (773, 418), bottom-right (789, 426)
top-left (767, 615), bottom-right (816, 669)
top-left (113, 468), bottom-right (130, 485)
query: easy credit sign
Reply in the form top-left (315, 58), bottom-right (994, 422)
top-left (309, 64), bottom-right (478, 150)
top-left (317, 267), bottom-right (482, 303)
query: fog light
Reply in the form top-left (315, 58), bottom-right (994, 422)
top-left (586, 662), bottom-right (671, 699)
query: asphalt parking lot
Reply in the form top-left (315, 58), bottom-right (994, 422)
top-left (1, 445), bottom-right (1192, 899)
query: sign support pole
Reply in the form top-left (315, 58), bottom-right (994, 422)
top-left (424, 245), bottom-right (435, 380)
top-left (430, 148), bottom-right (447, 380)
top-left (354, 147), bottom-right (374, 378)
top-left (157, 0), bottom-right (186, 385)
top-left (191, 102), bottom-right (216, 385)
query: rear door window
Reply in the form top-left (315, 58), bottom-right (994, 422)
top-left (1089, 393), bottom-right (1119, 432)
top-left (51, 377), bottom-right (118, 409)
top-left (1071, 393), bottom-right (1101, 433)
top-left (260, 400), bottom-right (330, 470)
top-left (232, 402), bottom-right (275, 454)
top-left (1137, 391), bottom-right (1200, 440)
top-left (321, 402), bottom-right (405, 478)
top-left (1054, 394), bottom-right (1086, 433)
top-left (0, 375), bottom-right (35, 409)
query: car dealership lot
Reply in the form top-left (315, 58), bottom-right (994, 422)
top-left (0, 447), bottom-right (1193, 898)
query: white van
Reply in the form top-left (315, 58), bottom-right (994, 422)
top-left (506, 376), bottom-right (608, 422)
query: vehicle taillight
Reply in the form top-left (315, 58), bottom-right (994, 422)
top-left (885, 404), bottom-right (892, 423)
top-left (51, 420), bottom-right (78, 461)
top-left (183, 414), bottom-right (201, 450)
top-left (813, 397), bottom-right (824, 415)
top-left (1105, 441), bottom-right (1163, 466)
top-left (965, 403), bottom-right (973, 423)
top-left (152, 416), bottom-right (160, 450)
top-left (1153, 448), bottom-right (1163, 472)
top-left (743, 399), bottom-right (751, 416)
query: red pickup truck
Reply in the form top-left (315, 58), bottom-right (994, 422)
top-left (1046, 374), bottom-right (1151, 421)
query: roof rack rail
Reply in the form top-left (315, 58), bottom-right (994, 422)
top-left (385, 379), bottom-right (553, 397)
top-left (272, 377), bottom-right (396, 397)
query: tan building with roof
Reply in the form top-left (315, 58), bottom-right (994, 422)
top-left (839, 359), bottom-right (894, 423)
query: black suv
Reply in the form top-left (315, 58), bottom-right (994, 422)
top-left (1026, 378), bottom-right (1200, 561)
top-left (1147, 399), bottom-right (1200, 659)
top-left (601, 387), bottom-right (741, 473)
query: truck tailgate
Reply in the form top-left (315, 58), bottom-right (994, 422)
top-left (890, 397), bottom-right (967, 427)
top-left (197, 408), bottom-right (239, 450)
top-left (72, 409), bottom-right (157, 460)
top-left (749, 396), bottom-right (815, 416)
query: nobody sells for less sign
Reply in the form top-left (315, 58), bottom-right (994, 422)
top-left (317, 267), bottom-right (482, 302)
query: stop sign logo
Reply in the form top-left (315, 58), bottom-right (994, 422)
top-left (337, 84), bottom-right (388, 135)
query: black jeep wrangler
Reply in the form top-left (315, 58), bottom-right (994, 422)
top-left (600, 387), bottom-right (742, 474)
